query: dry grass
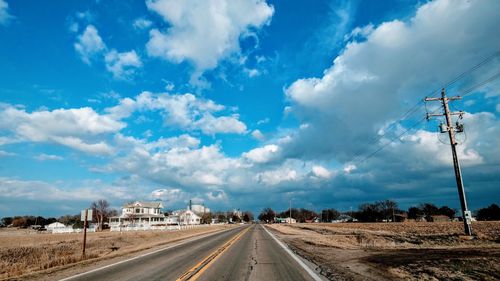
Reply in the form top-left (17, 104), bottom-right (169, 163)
top-left (268, 221), bottom-right (500, 280)
top-left (0, 225), bottom-right (232, 279)
top-left (269, 221), bottom-right (500, 249)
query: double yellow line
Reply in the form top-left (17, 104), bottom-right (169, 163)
top-left (176, 226), bottom-right (250, 281)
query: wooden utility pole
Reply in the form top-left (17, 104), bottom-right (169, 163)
top-left (82, 209), bottom-right (88, 257)
top-left (425, 89), bottom-right (473, 235)
top-left (289, 200), bottom-right (292, 223)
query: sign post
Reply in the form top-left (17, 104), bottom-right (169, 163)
top-left (81, 209), bottom-right (92, 258)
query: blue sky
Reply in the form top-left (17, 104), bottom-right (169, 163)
top-left (0, 0), bottom-right (499, 217)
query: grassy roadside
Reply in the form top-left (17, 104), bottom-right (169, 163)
top-left (267, 221), bottom-right (500, 280)
top-left (0, 225), bottom-right (234, 280)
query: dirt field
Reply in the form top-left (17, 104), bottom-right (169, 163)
top-left (0, 225), bottom-right (233, 280)
top-left (267, 221), bottom-right (500, 281)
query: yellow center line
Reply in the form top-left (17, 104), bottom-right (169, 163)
top-left (176, 226), bottom-right (251, 281)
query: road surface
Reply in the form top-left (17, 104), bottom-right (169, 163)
top-left (62, 224), bottom-right (321, 281)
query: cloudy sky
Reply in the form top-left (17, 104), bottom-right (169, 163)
top-left (0, 0), bottom-right (499, 217)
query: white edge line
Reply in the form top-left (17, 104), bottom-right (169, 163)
top-left (262, 225), bottom-right (323, 281)
top-left (59, 227), bottom-right (240, 281)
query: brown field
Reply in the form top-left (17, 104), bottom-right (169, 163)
top-left (268, 221), bottom-right (500, 281)
top-left (0, 225), bottom-right (233, 280)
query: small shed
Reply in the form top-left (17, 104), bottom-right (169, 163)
top-left (394, 213), bottom-right (408, 222)
top-left (46, 222), bottom-right (66, 231)
top-left (430, 215), bottom-right (450, 222)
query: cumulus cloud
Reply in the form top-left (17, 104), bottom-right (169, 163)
top-left (106, 91), bottom-right (247, 135)
top-left (34, 153), bottom-right (63, 161)
top-left (74, 25), bottom-right (143, 80)
top-left (0, 150), bottom-right (15, 157)
top-left (243, 144), bottom-right (279, 163)
top-left (283, 0), bottom-right (500, 161)
top-left (255, 167), bottom-right (298, 186)
top-left (104, 49), bottom-right (143, 79)
top-left (108, 135), bottom-right (243, 191)
top-left (0, 104), bottom-right (123, 155)
top-left (311, 165), bottom-right (331, 179)
top-left (251, 129), bottom-right (265, 141)
top-left (145, 0), bottom-right (274, 82)
top-left (133, 17), bottom-right (153, 30)
top-left (74, 25), bottom-right (106, 64)
top-left (151, 188), bottom-right (188, 203)
top-left (0, 0), bottom-right (14, 26)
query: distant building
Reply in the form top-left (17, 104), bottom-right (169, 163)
top-left (332, 214), bottom-right (358, 223)
top-left (275, 217), bottom-right (296, 224)
top-left (429, 215), bottom-right (450, 222)
top-left (46, 222), bottom-right (67, 232)
top-left (109, 201), bottom-right (166, 229)
top-left (394, 213), bottom-right (408, 222)
top-left (170, 209), bottom-right (201, 225)
top-left (190, 204), bottom-right (210, 214)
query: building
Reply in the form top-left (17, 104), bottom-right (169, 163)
top-left (190, 204), bottom-right (210, 214)
top-left (429, 215), bottom-right (450, 222)
top-left (275, 217), bottom-right (296, 223)
top-left (169, 209), bottom-right (201, 225)
top-left (46, 222), bottom-right (67, 232)
top-left (109, 201), bottom-right (166, 230)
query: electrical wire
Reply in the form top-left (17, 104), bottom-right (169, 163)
top-left (354, 116), bottom-right (428, 165)
top-left (348, 50), bottom-right (500, 164)
top-left (460, 72), bottom-right (500, 97)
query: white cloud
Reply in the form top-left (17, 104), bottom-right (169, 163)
top-left (52, 136), bottom-right (114, 155)
top-left (343, 164), bottom-right (356, 174)
top-left (206, 189), bottom-right (227, 201)
top-left (34, 153), bottom-right (63, 161)
top-left (74, 25), bottom-right (142, 80)
top-left (0, 177), bottom-right (137, 204)
top-left (0, 0), bottom-right (14, 26)
top-left (244, 68), bottom-right (260, 78)
top-left (311, 165), bottom-right (331, 179)
top-left (194, 114), bottom-right (247, 135)
top-left (106, 91), bottom-right (247, 135)
top-left (74, 25), bottom-right (106, 64)
top-left (105, 49), bottom-right (143, 80)
top-left (257, 118), bottom-right (270, 125)
top-left (283, 0), bottom-right (500, 161)
top-left (0, 150), bottom-right (15, 157)
top-left (133, 17), bottom-right (153, 30)
top-left (243, 144), bottom-right (279, 164)
top-left (151, 188), bottom-right (188, 203)
top-left (145, 0), bottom-right (274, 80)
top-left (251, 129), bottom-right (265, 141)
top-left (255, 167), bottom-right (298, 186)
top-left (0, 104), bottom-right (123, 155)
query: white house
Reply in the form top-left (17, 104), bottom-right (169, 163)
top-left (169, 209), bottom-right (201, 225)
top-left (46, 222), bottom-right (67, 232)
top-left (109, 201), bottom-right (166, 230)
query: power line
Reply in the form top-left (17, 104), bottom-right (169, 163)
top-left (354, 116), bottom-right (428, 165)
top-left (349, 50), bottom-right (500, 164)
top-left (461, 71), bottom-right (500, 97)
top-left (352, 68), bottom-right (500, 184)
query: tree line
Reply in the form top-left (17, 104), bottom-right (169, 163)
top-left (257, 201), bottom-right (500, 223)
top-left (0, 199), bottom-right (256, 229)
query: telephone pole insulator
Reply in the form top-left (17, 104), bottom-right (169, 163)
top-left (425, 88), bottom-right (473, 236)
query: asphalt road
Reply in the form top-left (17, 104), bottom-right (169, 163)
top-left (62, 224), bottom-right (319, 281)
top-left (196, 224), bottom-right (318, 281)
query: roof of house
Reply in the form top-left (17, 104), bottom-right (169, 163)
top-left (47, 222), bottom-right (66, 227)
top-left (123, 201), bottom-right (163, 208)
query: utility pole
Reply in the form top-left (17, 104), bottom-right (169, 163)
top-left (289, 200), bottom-right (292, 223)
top-left (425, 88), bottom-right (472, 236)
top-left (82, 209), bottom-right (88, 258)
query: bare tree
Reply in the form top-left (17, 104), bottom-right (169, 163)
top-left (91, 199), bottom-right (110, 231)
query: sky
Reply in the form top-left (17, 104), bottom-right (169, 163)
top-left (0, 0), bottom-right (499, 217)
